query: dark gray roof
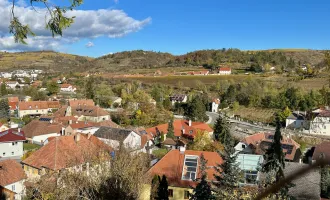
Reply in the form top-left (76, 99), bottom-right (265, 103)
top-left (287, 111), bottom-right (307, 120)
top-left (170, 94), bottom-right (186, 101)
top-left (94, 126), bottom-right (132, 141)
top-left (284, 162), bottom-right (320, 200)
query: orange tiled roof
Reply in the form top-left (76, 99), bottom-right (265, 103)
top-left (22, 120), bottom-right (64, 138)
top-left (69, 122), bottom-right (95, 129)
top-left (69, 99), bottom-right (95, 107)
top-left (146, 120), bottom-right (213, 139)
top-left (148, 150), bottom-right (222, 188)
top-left (219, 67), bottom-right (231, 71)
top-left (8, 102), bottom-right (18, 110)
top-left (0, 160), bottom-right (27, 186)
top-left (18, 101), bottom-right (60, 110)
top-left (22, 134), bottom-right (112, 171)
top-left (8, 96), bottom-right (19, 103)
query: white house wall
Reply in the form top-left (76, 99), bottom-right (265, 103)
top-left (4, 180), bottom-right (25, 200)
top-left (18, 109), bottom-right (48, 118)
top-left (123, 131), bottom-right (141, 150)
top-left (0, 141), bottom-right (24, 160)
top-left (32, 133), bottom-right (61, 145)
top-left (310, 117), bottom-right (330, 135)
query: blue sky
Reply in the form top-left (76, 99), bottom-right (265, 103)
top-left (1, 0), bottom-right (330, 57)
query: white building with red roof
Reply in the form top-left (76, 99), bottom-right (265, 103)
top-left (60, 84), bottom-right (77, 93)
top-left (0, 160), bottom-right (27, 200)
top-left (0, 129), bottom-right (26, 161)
top-left (218, 67), bottom-right (232, 75)
top-left (211, 98), bottom-right (220, 113)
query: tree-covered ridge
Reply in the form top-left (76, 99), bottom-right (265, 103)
top-left (93, 49), bottom-right (326, 72)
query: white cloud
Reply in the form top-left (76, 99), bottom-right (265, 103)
top-left (114, 0), bottom-right (119, 3)
top-left (0, 0), bottom-right (151, 51)
top-left (85, 41), bottom-right (94, 48)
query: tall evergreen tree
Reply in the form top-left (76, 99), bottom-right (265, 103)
top-left (213, 115), bottom-right (232, 146)
top-left (157, 175), bottom-right (169, 200)
top-left (0, 99), bottom-right (10, 120)
top-left (213, 143), bottom-right (241, 199)
top-left (167, 118), bottom-right (174, 139)
top-left (0, 81), bottom-right (7, 96)
top-left (262, 115), bottom-right (293, 198)
top-left (262, 115), bottom-right (285, 182)
top-left (150, 175), bottom-right (160, 200)
top-left (85, 76), bottom-right (95, 100)
top-left (190, 154), bottom-right (215, 200)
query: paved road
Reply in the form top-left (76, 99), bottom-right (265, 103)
top-left (206, 111), bottom-right (275, 139)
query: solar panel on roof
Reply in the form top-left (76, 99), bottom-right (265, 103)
top-left (39, 118), bottom-right (51, 122)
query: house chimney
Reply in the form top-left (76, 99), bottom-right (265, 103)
top-left (87, 133), bottom-right (92, 140)
top-left (18, 128), bottom-right (21, 132)
top-left (182, 126), bottom-right (185, 134)
top-left (179, 146), bottom-right (185, 154)
top-left (69, 120), bottom-right (72, 125)
top-left (61, 127), bottom-right (65, 136)
top-left (74, 133), bottom-right (81, 142)
top-left (189, 120), bottom-right (192, 127)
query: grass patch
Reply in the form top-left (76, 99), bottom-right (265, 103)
top-left (152, 148), bottom-right (169, 160)
top-left (23, 143), bottom-right (41, 151)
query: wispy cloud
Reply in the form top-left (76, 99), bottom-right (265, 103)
top-left (0, 0), bottom-right (151, 51)
top-left (85, 41), bottom-right (94, 48)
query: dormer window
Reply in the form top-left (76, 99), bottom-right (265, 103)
top-left (189, 130), bottom-right (193, 134)
top-left (29, 106), bottom-right (32, 109)
top-left (182, 155), bottom-right (198, 181)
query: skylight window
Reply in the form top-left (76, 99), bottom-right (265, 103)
top-left (182, 155), bottom-right (198, 181)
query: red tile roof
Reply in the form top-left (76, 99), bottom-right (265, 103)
top-left (219, 67), bottom-right (231, 71)
top-left (242, 132), bottom-right (300, 161)
top-left (18, 101), bottom-right (60, 110)
top-left (22, 120), bottom-right (64, 138)
top-left (0, 129), bottom-right (26, 143)
top-left (60, 84), bottom-right (74, 88)
top-left (69, 122), bottom-right (94, 129)
top-left (8, 102), bottom-right (18, 110)
top-left (148, 150), bottom-right (222, 188)
top-left (7, 96), bottom-right (19, 103)
top-left (146, 120), bottom-right (213, 139)
top-left (22, 134), bottom-right (112, 171)
top-left (0, 160), bottom-right (27, 186)
top-left (69, 99), bottom-right (95, 107)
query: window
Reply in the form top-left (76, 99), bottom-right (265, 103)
top-left (168, 189), bottom-right (173, 197)
top-left (242, 144), bottom-right (246, 148)
top-left (15, 142), bottom-right (17, 145)
top-left (3, 152), bottom-right (5, 156)
top-left (182, 156), bottom-right (198, 180)
top-left (189, 130), bottom-right (193, 134)
top-left (12, 142), bottom-right (15, 146)
top-left (11, 152), bottom-right (14, 155)
top-left (184, 191), bottom-right (190, 199)
top-left (12, 184), bottom-right (15, 191)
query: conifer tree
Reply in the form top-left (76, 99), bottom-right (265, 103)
top-left (167, 118), bottom-right (175, 139)
top-left (0, 81), bottom-right (7, 96)
top-left (150, 175), bottom-right (160, 200)
top-left (262, 115), bottom-right (293, 198)
top-left (157, 175), bottom-right (169, 200)
top-left (213, 115), bottom-right (232, 145)
top-left (262, 115), bottom-right (285, 182)
top-left (213, 141), bottom-right (241, 199)
top-left (190, 154), bottom-right (215, 200)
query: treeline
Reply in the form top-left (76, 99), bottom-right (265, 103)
top-left (215, 79), bottom-right (330, 111)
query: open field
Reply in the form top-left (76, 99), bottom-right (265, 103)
top-left (118, 75), bottom-right (265, 88)
top-left (230, 107), bottom-right (280, 124)
top-left (115, 74), bottom-right (327, 91)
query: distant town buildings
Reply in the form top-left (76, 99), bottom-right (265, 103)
top-left (170, 94), bottom-right (188, 105)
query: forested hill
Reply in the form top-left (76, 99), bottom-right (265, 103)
top-left (91, 49), bottom-right (326, 72)
top-left (0, 49), bottom-right (326, 73)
